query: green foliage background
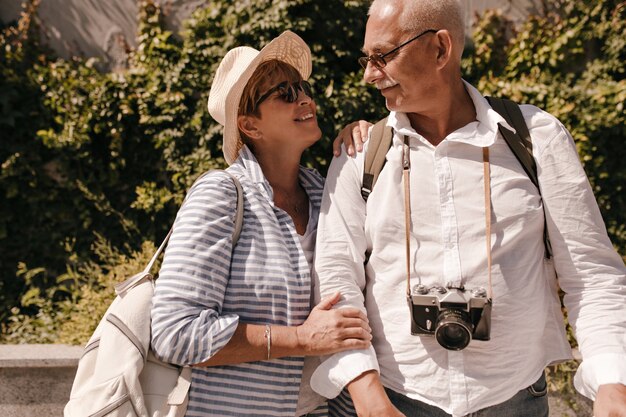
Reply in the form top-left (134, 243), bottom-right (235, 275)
top-left (0, 1), bottom-right (624, 408)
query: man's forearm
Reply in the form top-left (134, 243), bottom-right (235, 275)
top-left (594, 383), bottom-right (626, 417)
top-left (347, 370), bottom-right (405, 417)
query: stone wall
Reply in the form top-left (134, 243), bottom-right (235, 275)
top-left (0, 344), bottom-right (82, 417)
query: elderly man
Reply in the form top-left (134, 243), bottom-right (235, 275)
top-left (312, 0), bottom-right (626, 416)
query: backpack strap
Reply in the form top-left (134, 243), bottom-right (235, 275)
top-left (362, 117), bottom-right (392, 201)
top-left (115, 169), bottom-right (244, 295)
top-left (486, 97), bottom-right (539, 189)
top-left (167, 365), bottom-right (192, 405)
top-left (486, 96), bottom-right (552, 258)
top-left (226, 171), bottom-right (245, 244)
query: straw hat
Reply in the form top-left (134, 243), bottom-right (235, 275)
top-left (207, 31), bottom-right (312, 165)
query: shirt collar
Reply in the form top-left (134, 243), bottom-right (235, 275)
top-left (232, 145), bottom-right (274, 200)
top-left (233, 145), bottom-right (324, 209)
top-left (386, 80), bottom-right (515, 148)
top-left (237, 145), bottom-right (266, 184)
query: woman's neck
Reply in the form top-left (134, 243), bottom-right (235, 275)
top-left (254, 148), bottom-right (309, 234)
top-left (253, 148), bottom-right (302, 194)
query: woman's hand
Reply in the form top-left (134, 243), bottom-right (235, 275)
top-left (333, 120), bottom-right (372, 157)
top-left (296, 292), bottom-right (372, 355)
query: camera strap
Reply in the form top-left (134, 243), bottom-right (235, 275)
top-left (402, 136), bottom-right (412, 296)
top-left (402, 142), bottom-right (494, 300)
top-left (483, 147), bottom-right (493, 300)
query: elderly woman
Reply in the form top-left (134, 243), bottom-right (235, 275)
top-left (150, 31), bottom-right (370, 417)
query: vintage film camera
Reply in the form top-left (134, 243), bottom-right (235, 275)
top-left (408, 284), bottom-right (492, 350)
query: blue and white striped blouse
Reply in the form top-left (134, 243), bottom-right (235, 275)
top-left (151, 146), bottom-right (345, 417)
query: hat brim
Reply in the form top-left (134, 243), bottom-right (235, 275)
top-left (219, 31), bottom-right (312, 165)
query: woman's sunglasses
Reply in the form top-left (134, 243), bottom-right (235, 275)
top-left (254, 80), bottom-right (313, 109)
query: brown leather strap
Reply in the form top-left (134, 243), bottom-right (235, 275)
top-left (402, 143), bottom-right (493, 300)
top-left (402, 136), bottom-right (412, 296)
top-left (483, 147), bottom-right (493, 299)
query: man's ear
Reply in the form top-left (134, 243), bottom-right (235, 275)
top-left (434, 30), bottom-right (453, 70)
top-left (237, 115), bottom-right (261, 140)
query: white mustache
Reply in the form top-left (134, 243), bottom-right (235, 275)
top-left (376, 80), bottom-right (397, 90)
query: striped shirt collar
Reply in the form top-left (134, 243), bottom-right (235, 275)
top-left (234, 145), bottom-right (324, 209)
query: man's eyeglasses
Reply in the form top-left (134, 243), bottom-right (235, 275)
top-left (358, 29), bottom-right (438, 70)
top-left (254, 80), bottom-right (313, 109)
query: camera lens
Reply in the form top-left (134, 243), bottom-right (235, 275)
top-left (435, 310), bottom-right (472, 351)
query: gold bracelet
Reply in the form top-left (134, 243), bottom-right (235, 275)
top-left (264, 324), bottom-right (271, 360)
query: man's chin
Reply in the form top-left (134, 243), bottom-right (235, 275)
top-left (380, 87), bottom-right (401, 108)
top-left (383, 96), bottom-right (402, 112)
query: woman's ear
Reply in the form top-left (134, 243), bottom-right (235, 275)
top-left (237, 115), bottom-right (261, 140)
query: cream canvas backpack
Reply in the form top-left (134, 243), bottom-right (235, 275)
top-left (64, 170), bottom-right (244, 417)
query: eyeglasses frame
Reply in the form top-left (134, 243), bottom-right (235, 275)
top-left (358, 29), bottom-right (439, 70)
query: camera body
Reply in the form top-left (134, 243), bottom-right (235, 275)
top-left (408, 284), bottom-right (492, 351)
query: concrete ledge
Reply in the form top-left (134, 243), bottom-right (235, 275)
top-left (0, 344), bottom-right (82, 417)
top-left (0, 344), bottom-right (83, 368)
top-left (0, 344), bottom-right (593, 417)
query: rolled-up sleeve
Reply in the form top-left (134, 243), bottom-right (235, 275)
top-left (151, 173), bottom-right (240, 366)
top-left (535, 117), bottom-right (626, 399)
top-left (311, 146), bottom-right (379, 397)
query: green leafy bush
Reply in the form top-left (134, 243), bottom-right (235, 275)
top-left (2, 236), bottom-right (157, 345)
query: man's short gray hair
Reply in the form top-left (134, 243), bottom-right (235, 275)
top-left (369, 0), bottom-right (466, 58)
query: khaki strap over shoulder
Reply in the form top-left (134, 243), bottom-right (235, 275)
top-left (361, 117), bottom-right (392, 201)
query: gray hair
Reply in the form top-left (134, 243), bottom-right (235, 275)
top-left (368, 0), bottom-right (466, 58)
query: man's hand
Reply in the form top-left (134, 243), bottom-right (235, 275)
top-left (347, 370), bottom-right (406, 417)
top-left (594, 383), bottom-right (626, 417)
top-left (333, 120), bottom-right (372, 157)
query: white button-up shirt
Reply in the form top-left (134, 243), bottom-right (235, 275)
top-left (311, 82), bottom-right (626, 416)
